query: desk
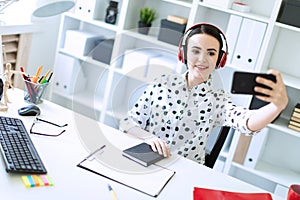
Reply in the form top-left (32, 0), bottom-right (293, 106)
top-left (1, 89), bottom-right (283, 200)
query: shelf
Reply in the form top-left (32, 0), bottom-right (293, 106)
top-left (4, 53), bottom-right (16, 63)
top-left (2, 42), bottom-right (18, 53)
top-left (267, 117), bottom-right (300, 139)
top-left (219, 150), bottom-right (229, 159)
top-left (59, 49), bottom-right (110, 69)
top-left (117, 69), bottom-right (154, 83)
top-left (256, 161), bottom-right (300, 188)
top-left (198, 2), bottom-right (270, 23)
top-left (106, 105), bottom-right (128, 121)
top-left (280, 72), bottom-right (300, 90)
top-left (232, 161), bottom-right (300, 188)
top-left (226, 64), bottom-right (255, 72)
top-left (275, 22), bottom-right (300, 33)
top-left (53, 0), bottom-right (300, 192)
top-left (64, 13), bottom-right (119, 32)
top-left (1, 34), bottom-right (19, 43)
top-left (162, 0), bottom-right (193, 8)
top-left (53, 90), bottom-right (104, 113)
top-left (121, 30), bottom-right (178, 52)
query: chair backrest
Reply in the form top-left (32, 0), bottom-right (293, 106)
top-left (204, 126), bottom-right (230, 168)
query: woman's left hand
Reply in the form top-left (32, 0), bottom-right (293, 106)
top-left (254, 69), bottom-right (288, 111)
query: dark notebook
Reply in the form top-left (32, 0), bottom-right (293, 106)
top-left (122, 142), bottom-right (164, 167)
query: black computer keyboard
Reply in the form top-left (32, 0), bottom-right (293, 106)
top-left (0, 116), bottom-right (47, 174)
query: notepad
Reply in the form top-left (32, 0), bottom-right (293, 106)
top-left (122, 142), bottom-right (164, 167)
top-left (77, 144), bottom-right (175, 197)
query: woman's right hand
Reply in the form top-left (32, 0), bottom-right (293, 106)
top-left (124, 126), bottom-right (171, 157)
top-left (146, 137), bottom-right (171, 158)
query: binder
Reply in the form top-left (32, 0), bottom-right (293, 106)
top-left (231, 18), bottom-right (267, 70)
top-left (77, 144), bottom-right (175, 197)
top-left (225, 15), bottom-right (242, 64)
top-left (75, 0), bottom-right (102, 20)
top-left (53, 54), bottom-right (87, 95)
top-left (233, 133), bottom-right (252, 164)
top-left (243, 128), bottom-right (269, 168)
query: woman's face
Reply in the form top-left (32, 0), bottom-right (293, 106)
top-left (186, 33), bottom-right (220, 83)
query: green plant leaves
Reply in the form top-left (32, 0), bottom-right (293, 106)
top-left (139, 7), bottom-right (157, 25)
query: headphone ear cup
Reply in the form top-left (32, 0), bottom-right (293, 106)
top-left (178, 47), bottom-right (185, 63)
top-left (216, 50), bottom-right (227, 69)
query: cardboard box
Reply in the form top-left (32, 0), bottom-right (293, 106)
top-left (158, 19), bottom-right (186, 46)
top-left (92, 39), bottom-right (114, 64)
top-left (64, 30), bottom-right (103, 56)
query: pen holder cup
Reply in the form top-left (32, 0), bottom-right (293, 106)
top-left (23, 80), bottom-right (49, 104)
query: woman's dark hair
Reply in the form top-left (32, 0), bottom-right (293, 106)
top-left (184, 24), bottom-right (224, 65)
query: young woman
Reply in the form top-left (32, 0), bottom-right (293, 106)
top-left (119, 23), bottom-right (288, 164)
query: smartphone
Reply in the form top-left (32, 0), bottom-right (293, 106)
top-left (231, 71), bottom-right (276, 96)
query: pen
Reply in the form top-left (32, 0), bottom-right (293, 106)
top-left (20, 67), bottom-right (28, 80)
top-left (40, 70), bottom-right (51, 84)
top-left (38, 76), bottom-right (44, 83)
top-left (32, 65), bottom-right (43, 83)
top-left (46, 72), bottom-right (53, 83)
top-left (107, 184), bottom-right (118, 200)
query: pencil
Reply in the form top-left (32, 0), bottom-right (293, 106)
top-left (107, 184), bottom-right (118, 200)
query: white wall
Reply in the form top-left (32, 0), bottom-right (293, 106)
top-left (1, 0), bottom-right (63, 97)
top-left (27, 16), bottom-right (61, 75)
top-left (0, 0), bottom-right (60, 73)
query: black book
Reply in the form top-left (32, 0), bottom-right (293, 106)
top-left (122, 142), bottom-right (164, 167)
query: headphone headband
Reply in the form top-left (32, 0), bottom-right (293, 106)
top-left (178, 23), bottom-right (228, 69)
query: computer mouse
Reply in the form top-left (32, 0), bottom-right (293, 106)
top-left (18, 104), bottom-right (41, 116)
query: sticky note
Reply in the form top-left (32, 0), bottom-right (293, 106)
top-left (21, 174), bottom-right (53, 188)
top-left (37, 176), bottom-right (45, 187)
top-left (27, 175), bottom-right (35, 187)
top-left (40, 175), bottom-right (49, 186)
top-left (31, 175), bottom-right (40, 187)
top-left (46, 175), bottom-right (54, 186)
top-left (21, 176), bottom-right (31, 188)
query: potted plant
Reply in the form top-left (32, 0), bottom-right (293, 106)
top-left (138, 7), bottom-right (157, 35)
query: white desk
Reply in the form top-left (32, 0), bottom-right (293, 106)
top-left (1, 89), bottom-right (282, 200)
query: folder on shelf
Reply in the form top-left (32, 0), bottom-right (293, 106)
top-left (77, 144), bottom-right (175, 197)
top-left (233, 133), bottom-right (252, 164)
top-left (230, 18), bottom-right (267, 70)
top-left (243, 129), bottom-right (269, 168)
top-left (225, 15), bottom-right (243, 64)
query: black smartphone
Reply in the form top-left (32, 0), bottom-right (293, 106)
top-left (231, 71), bottom-right (277, 96)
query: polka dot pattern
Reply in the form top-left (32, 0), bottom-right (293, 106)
top-left (120, 72), bottom-right (257, 164)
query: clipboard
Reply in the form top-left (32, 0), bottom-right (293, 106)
top-left (77, 144), bottom-right (176, 197)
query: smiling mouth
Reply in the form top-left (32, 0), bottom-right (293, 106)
top-left (195, 65), bottom-right (208, 69)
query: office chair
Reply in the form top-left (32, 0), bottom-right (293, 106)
top-left (204, 126), bottom-right (230, 168)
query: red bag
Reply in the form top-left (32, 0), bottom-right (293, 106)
top-left (193, 187), bottom-right (273, 200)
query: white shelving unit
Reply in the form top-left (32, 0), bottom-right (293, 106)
top-left (51, 0), bottom-right (300, 198)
